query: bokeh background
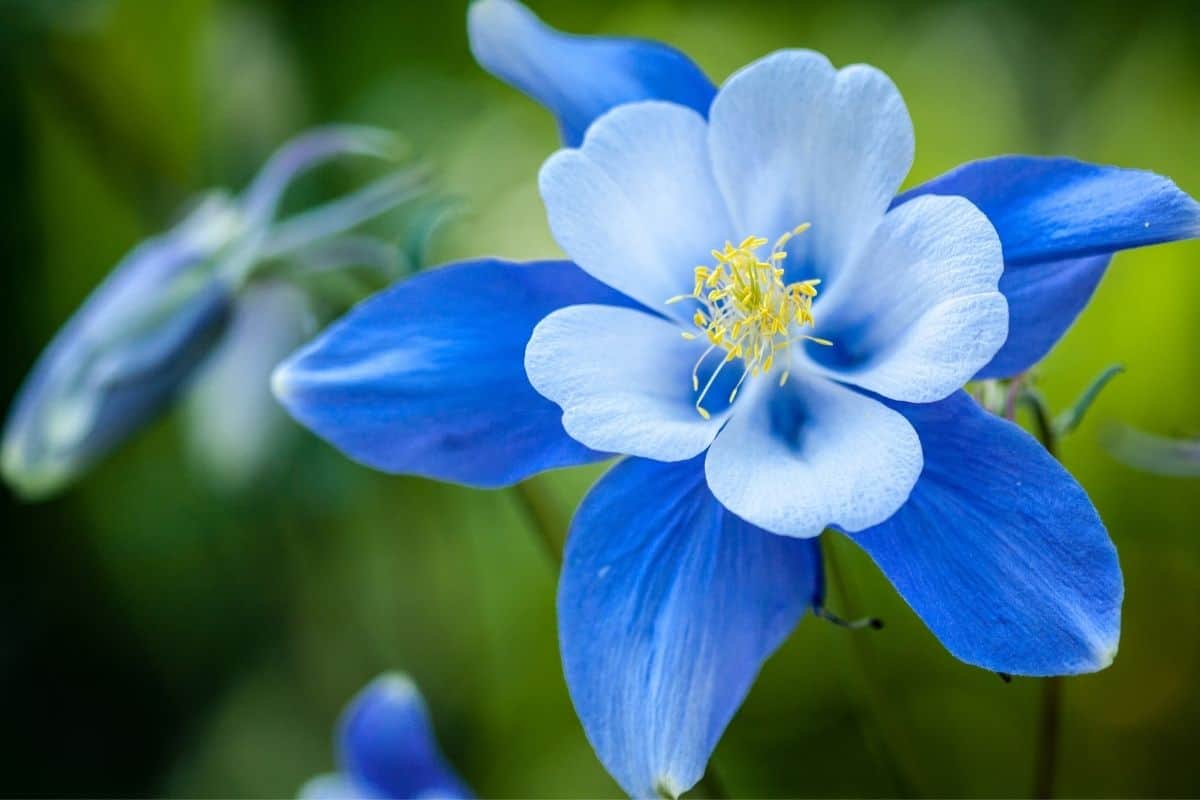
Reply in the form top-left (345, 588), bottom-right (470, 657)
top-left (2, 0), bottom-right (1199, 796)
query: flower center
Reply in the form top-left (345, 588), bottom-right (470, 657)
top-left (667, 224), bottom-right (830, 419)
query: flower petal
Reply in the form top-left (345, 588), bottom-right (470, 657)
top-left (708, 50), bottom-right (914, 286)
top-left (273, 259), bottom-right (631, 488)
top-left (467, 0), bottom-right (716, 146)
top-left (978, 253), bottom-right (1110, 379)
top-left (560, 455), bottom-right (822, 799)
top-left (704, 374), bottom-right (922, 538)
top-left (525, 304), bottom-right (731, 462)
top-left (299, 774), bottom-right (378, 800)
top-left (847, 392), bottom-right (1123, 676)
top-left (800, 194), bottom-right (1008, 402)
top-left (895, 156), bottom-right (1200, 378)
top-left (338, 674), bottom-right (471, 799)
top-left (539, 101), bottom-right (735, 320)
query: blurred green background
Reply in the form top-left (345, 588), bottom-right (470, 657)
top-left (2, 0), bottom-right (1199, 796)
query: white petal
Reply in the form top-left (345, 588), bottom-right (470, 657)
top-left (539, 101), bottom-right (735, 319)
top-left (525, 304), bottom-right (727, 461)
top-left (708, 50), bottom-right (914, 285)
top-left (704, 374), bottom-right (922, 538)
top-left (801, 194), bottom-right (1008, 402)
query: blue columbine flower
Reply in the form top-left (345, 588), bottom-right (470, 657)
top-left (301, 673), bottom-right (472, 800)
top-left (274, 2), bottom-right (1200, 797)
top-left (2, 125), bottom-right (420, 499)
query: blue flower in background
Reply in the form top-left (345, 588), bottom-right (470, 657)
top-left (2, 125), bottom-right (420, 499)
top-left (302, 674), bottom-right (471, 800)
top-left (274, 1), bottom-right (1200, 796)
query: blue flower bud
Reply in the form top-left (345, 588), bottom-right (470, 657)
top-left (3, 125), bottom-right (422, 499)
top-left (2, 195), bottom-right (241, 499)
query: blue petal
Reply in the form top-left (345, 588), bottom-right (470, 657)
top-left (467, 0), bottom-right (716, 146)
top-left (273, 259), bottom-right (632, 488)
top-left (895, 156), bottom-right (1200, 377)
top-left (979, 253), bottom-right (1110, 379)
top-left (560, 455), bottom-right (822, 798)
top-left (338, 674), bottom-right (471, 800)
top-left (847, 392), bottom-right (1123, 676)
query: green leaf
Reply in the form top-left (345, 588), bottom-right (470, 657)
top-left (1053, 364), bottom-right (1125, 438)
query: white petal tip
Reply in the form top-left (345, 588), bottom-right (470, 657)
top-left (370, 672), bottom-right (420, 701)
top-left (1092, 637), bottom-right (1120, 672)
top-left (468, 0), bottom-right (542, 65)
top-left (269, 362), bottom-right (294, 403)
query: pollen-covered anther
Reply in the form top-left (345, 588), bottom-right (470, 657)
top-left (666, 223), bottom-right (832, 419)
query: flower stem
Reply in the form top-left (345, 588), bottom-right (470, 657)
top-left (1033, 675), bottom-right (1063, 798)
top-left (509, 479), bottom-right (564, 565)
top-left (823, 536), bottom-right (921, 797)
top-left (1018, 388), bottom-right (1062, 799)
top-left (690, 768), bottom-right (730, 799)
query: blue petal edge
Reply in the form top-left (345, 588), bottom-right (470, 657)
top-left (559, 455), bottom-right (822, 798)
top-left (468, 0), bottom-right (716, 146)
top-left (273, 259), bottom-right (634, 488)
top-left (896, 156), bottom-right (1200, 378)
top-left (848, 391), bottom-right (1123, 676)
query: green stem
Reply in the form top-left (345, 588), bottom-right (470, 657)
top-left (1033, 675), bottom-right (1063, 799)
top-left (689, 769), bottom-right (729, 799)
top-left (509, 479), bottom-right (563, 565)
top-left (1019, 388), bottom-right (1062, 799)
top-left (823, 537), bottom-right (920, 797)
top-left (1022, 389), bottom-right (1059, 459)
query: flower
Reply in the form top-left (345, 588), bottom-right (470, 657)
top-left (301, 673), bottom-right (471, 800)
top-left (274, 2), bottom-right (1200, 796)
top-left (2, 125), bottom-right (420, 499)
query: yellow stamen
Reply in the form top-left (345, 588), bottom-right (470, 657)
top-left (670, 224), bottom-right (831, 418)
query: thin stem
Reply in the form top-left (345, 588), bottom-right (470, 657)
top-left (690, 769), bottom-right (729, 799)
top-left (1019, 388), bottom-right (1062, 799)
top-left (509, 480), bottom-right (563, 565)
top-left (1021, 389), bottom-right (1059, 458)
top-left (1003, 373), bottom-right (1028, 420)
top-left (823, 537), bottom-right (920, 798)
top-left (1033, 675), bottom-right (1063, 798)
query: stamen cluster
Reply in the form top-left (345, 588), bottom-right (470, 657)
top-left (668, 224), bottom-right (830, 418)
